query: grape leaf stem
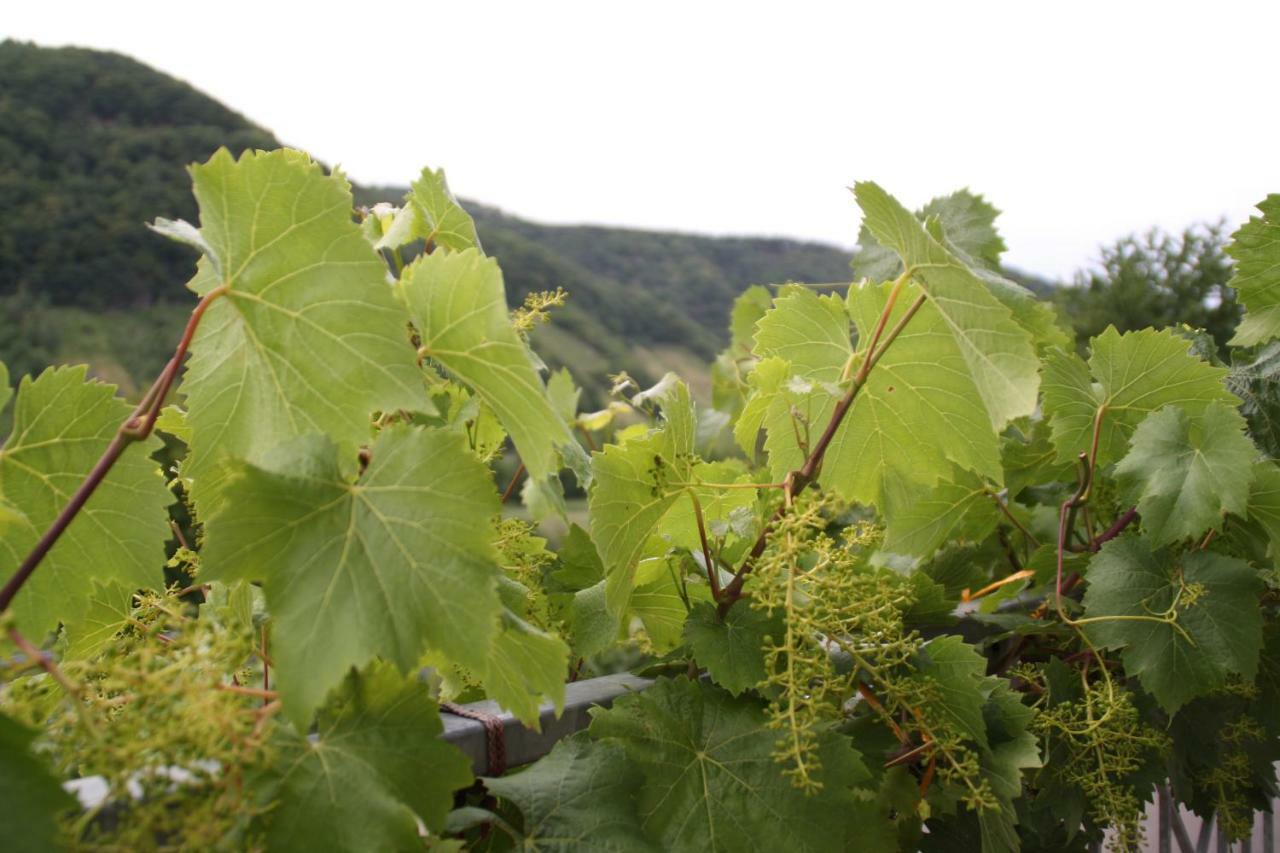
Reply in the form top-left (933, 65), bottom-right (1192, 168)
top-left (0, 285), bottom-right (228, 615)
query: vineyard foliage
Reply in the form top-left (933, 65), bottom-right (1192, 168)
top-left (3, 147), bottom-right (1280, 852)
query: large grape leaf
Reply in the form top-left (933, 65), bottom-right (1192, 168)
top-left (201, 426), bottom-right (502, 728)
top-left (483, 734), bottom-right (655, 852)
top-left (589, 677), bottom-right (883, 853)
top-left (0, 713), bottom-right (74, 853)
top-left (261, 663), bottom-right (473, 850)
top-left (1041, 327), bottom-right (1237, 466)
top-left (177, 148), bottom-right (425, 511)
top-left (589, 379), bottom-right (697, 612)
top-left (0, 366), bottom-right (170, 641)
top-left (826, 282), bottom-right (1004, 503)
top-left (743, 283), bottom-right (1003, 507)
top-left (1115, 402), bottom-right (1256, 546)
top-left (399, 248), bottom-right (584, 484)
top-left (1226, 194), bottom-right (1280, 346)
top-left (1082, 537), bottom-right (1263, 712)
top-left (853, 182), bottom-right (1039, 429)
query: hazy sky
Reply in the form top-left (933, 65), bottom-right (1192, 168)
top-left (7, 1), bottom-right (1279, 278)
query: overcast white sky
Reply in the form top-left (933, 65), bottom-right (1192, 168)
top-left (6, 1), bottom-right (1278, 278)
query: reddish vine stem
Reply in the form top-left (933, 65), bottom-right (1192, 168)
top-left (687, 491), bottom-right (721, 599)
top-left (261, 625), bottom-right (270, 707)
top-left (716, 287), bottom-right (927, 616)
top-left (217, 684), bottom-right (279, 699)
top-left (1093, 507), bottom-right (1138, 550)
top-left (500, 462), bottom-right (526, 503)
top-left (1054, 452), bottom-right (1092, 621)
top-left (1056, 505), bottom-right (1138, 599)
top-left (0, 285), bottom-right (228, 616)
top-left (8, 627), bottom-right (80, 696)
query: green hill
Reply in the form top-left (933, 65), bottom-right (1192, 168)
top-left (0, 40), bottom-right (856, 403)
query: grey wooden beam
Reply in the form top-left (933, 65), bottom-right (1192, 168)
top-left (439, 672), bottom-right (653, 775)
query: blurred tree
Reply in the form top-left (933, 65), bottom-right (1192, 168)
top-left (1056, 223), bottom-right (1241, 353)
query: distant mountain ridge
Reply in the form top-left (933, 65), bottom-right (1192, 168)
top-left (0, 40), bottom-right (860, 402)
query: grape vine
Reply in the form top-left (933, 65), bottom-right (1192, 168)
top-left (3, 147), bottom-right (1280, 852)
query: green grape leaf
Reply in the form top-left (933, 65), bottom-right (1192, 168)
top-left (657, 460), bottom-right (757, 552)
top-left (853, 182), bottom-right (1039, 429)
top-left (752, 285), bottom-right (853, 379)
top-left (552, 523), bottom-right (606, 590)
top-left (0, 713), bottom-right (74, 853)
top-left (62, 579), bottom-right (133, 660)
top-left (1247, 462), bottom-right (1280, 555)
top-left (483, 611), bottom-right (569, 726)
top-left (148, 216), bottom-right (218, 267)
top-left (262, 663), bottom-right (472, 849)
top-left (882, 470), bottom-right (999, 557)
top-left (547, 367), bottom-right (581, 424)
top-left (568, 580), bottom-right (620, 656)
top-left (201, 426), bottom-right (502, 728)
top-left (1226, 194), bottom-right (1280, 345)
top-left (589, 677), bottom-right (880, 853)
top-left (1042, 328), bottom-right (1237, 467)
top-left (483, 733), bottom-right (655, 852)
top-left (921, 191), bottom-right (1008, 270)
top-left (684, 601), bottom-right (779, 695)
top-left (1115, 402), bottom-right (1256, 546)
top-left (406, 165), bottom-right (481, 253)
top-left (0, 366), bottom-right (170, 640)
top-left (0, 361), bottom-right (10, 417)
top-left (631, 564), bottom-right (697, 653)
top-left (974, 682), bottom-right (1042, 853)
top-left (730, 284), bottom-right (774, 355)
top-left (920, 545), bottom-right (995, 601)
top-left (854, 189), bottom-right (1006, 283)
top-left (853, 187), bottom-right (1067, 356)
top-left (830, 282), bottom-right (1004, 503)
top-left (1001, 422), bottom-right (1074, 499)
top-left (153, 405), bottom-right (191, 444)
top-left (589, 380), bottom-right (697, 612)
top-left (745, 283), bottom-right (1004, 506)
top-left (733, 355), bottom-right (819, 476)
top-left (178, 148), bottom-right (425, 511)
top-left (982, 679), bottom-right (1041, 802)
top-left (1228, 341), bottom-right (1280, 457)
top-left (1082, 538), bottom-right (1263, 712)
top-left (400, 248), bottom-right (583, 483)
top-left (426, 383), bottom-right (509, 464)
top-left (912, 635), bottom-right (990, 750)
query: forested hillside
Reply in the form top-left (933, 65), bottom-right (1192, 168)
top-left (0, 41), bottom-right (855, 402)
